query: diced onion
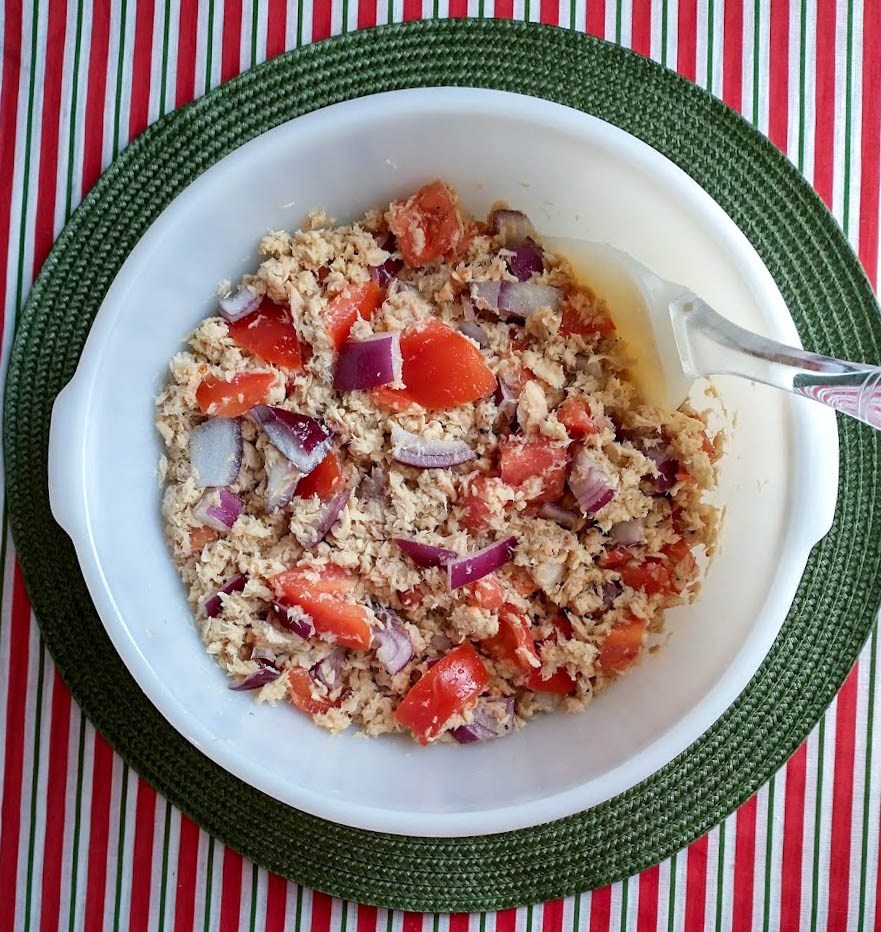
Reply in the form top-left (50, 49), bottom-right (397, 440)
top-left (610, 517), bottom-right (645, 545)
top-left (447, 537), bottom-right (516, 589)
top-left (372, 604), bottom-right (414, 674)
top-left (498, 281), bottom-right (562, 318)
top-left (391, 425), bottom-right (476, 469)
top-left (250, 406), bottom-right (333, 475)
top-left (189, 417), bottom-right (242, 488)
top-left (218, 286), bottom-right (260, 322)
top-left (490, 209), bottom-right (535, 246)
top-left (203, 574), bottom-right (247, 618)
top-left (458, 320), bottom-right (490, 348)
top-left (538, 502), bottom-right (581, 530)
top-left (569, 447), bottom-right (617, 515)
top-left (271, 601), bottom-right (315, 640)
top-left (308, 489), bottom-right (351, 547)
top-left (450, 697), bottom-right (516, 743)
top-left (333, 331), bottom-right (403, 391)
top-left (228, 658), bottom-right (281, 691)
top-left (193, 488), bottom-right (244, 531)
top-left (393, 538), bottom-right (457, 567)
top-left (506, 242), bottom-right (544, 281)
top-left (265, 459), bottom-right (300, 513)
top-left (311, 648), bottom-right (345, 692)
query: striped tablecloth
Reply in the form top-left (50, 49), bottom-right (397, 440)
top-left (1, 2), bottom-right (879, 929)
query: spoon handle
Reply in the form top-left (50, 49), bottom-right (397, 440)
top-left (672, 294), bottom-right (881, 431)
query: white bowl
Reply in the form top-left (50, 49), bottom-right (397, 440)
top-left (48, 88), bottom-right (839, 837)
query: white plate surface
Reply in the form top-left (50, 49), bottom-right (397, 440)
top-left (48, 88), bottom-right (839, 837)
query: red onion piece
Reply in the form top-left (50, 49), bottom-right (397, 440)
top-left (189, 417), bottom-right (243, 488)
top-left (490, 209), bottom-right (535, 246)
top-left (447, 537), bottom-right (516, 590)
top-left (451, 697), bottom-right (516, 743)
top-left (250, 406), bottom-right (333, 476)
top-left (203, 574), bottom-right (247, 617)
top-left (372, 604), bottom-right (414, 674)
top-left (654, 458), bottom-right (678, 492)
top-left (622, 430), bottom-right (678, 492)
top-left (358, 465), bottom-right (387, 503)
top-left (494, 378), bottom-right (518, 424)
top-left (506, 242), bottom-right (544, 281)
top-left (308, 489), bottom-right (351, 547)
top-left (538, 502), bottom-right (581, 530)
top-left (461, 296), bottom-right (477, 321)
top-left (610, 517), bottom-right (645, 545)
top-left (569, 448), bottom-right (617, 515)
top-left (311, 647), bottom-right (345, 692)
top-left (265, 459), bottom-right (300, 513)
top-left (431, 633), bottom-right (454, 651)
top-left (369, 255), bottom-right (403, 286)
top-left (194, 488), bottom-right (244, 531)
top-left (498, 281), bottom-right (562, 319)
top-left (458, 320), bottom-right (490, 348)
top-left (334, 331), bottom-right (402, 391)
top-left (251, 645), bottom-right (277, 662)
top-left (391, 426), bottom-right (476, 469)
top-left (218, 286), bottom-right (261, 322)
top-left (601, 581), bottom-right (621, 610)
top-left (271, 601), bottom-right (315, 639)
top-left (228, 658), bottom-right (281, 691)
top-left (470, 281), bottom-right (501, 310)
top-left (393, 538), bottom-right (458, 567)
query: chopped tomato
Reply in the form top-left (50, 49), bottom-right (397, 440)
top-left (195, 371), bottom-right (274, 417)
top-left (526, 667), bottom-right (577, 694)
top-left (699, 429), bottom-right (717, 459)
top-left (188, 525), bottom-right (219, 553)
top-left (551, 613), bottom-right (574, 640)
top-left (599, 547), bottom-right (631, 570)
top-left (556, 396), bottom-right (598, 438)
top-left (676, 465), bottom-right (698, 485)
top-left (465, 576), bottom-right (506, 611)
top-left (396, 319), bottom-right (496, 410)
top-left (560, 299), bottom-right (616, 337)
top-left (498, 436), bottom-right (568, 503)
top-left (596, 615), bottom-right (646, 674)
top-left (294, 451), bottom-right (343, 502)
top-left (387, 181), bottom-right (467, 267)
top-left (227, 298), bottom-right (303, 370)
top-left (325, 281), bottom-right (384, 350)
top-left (502, 566), bottom-right (538, 598)
top-left (399, 587), bottom-right (424, 609)
top-left (394, 643), bottom-right (489, 744)
top-left (460, 476), bottom-right (498, 534)
top-left (618, 561), bottom-right (671, 595)
top-left (369, 385), bottom-right (421, 413)
top-left (287, 667), bottom-right (337, 716)
top-left (661, 538), bottom-right (691, 565)
top-left (503, 360), bottom-right (533, 394)
top-left (272, 563), bottom-right (354, 599)
top-left (481, 605), bottom-right (540, 672)
top-left (662, 538), bottom-right (698, 593)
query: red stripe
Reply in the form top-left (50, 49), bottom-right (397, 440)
top-left (540, 0), bottom-right (558, 24)
top-left (636, 865), bottom-right (659, 932)
top-left (355, 903), bottom-right (378, 932)
top-left (494, 0), bottom-right (514, 17)
top-left (32, 0), bottom-right (69, 274)
top-left (585, 0), bottom-right (604, 38)
top-left (767, 0), bottom-right (789, 150)
top-left (312, 0), bottom-right (332, 40)
top-left (128, 0), bottom-right (155, 139)
top-left (858, 0), bottom-right (881, 287)
top-left (732, 795), bottom-right (758, 932)
top-left (542, 898), bottom-right (564, 932)
top-left (779, 743), bottom-right (808, 931)
top-left (173, 816), bottom-right (201, 932)
top-left (37, 674), bottom-right (72, 932)
top-left (402, 0), bottom-right (422, 21)
top-left (813, 0), bottom-right (837, 208)
top-left (264, 872), bottom-right (289, 931)
top-left (0, 0), bottom-right (23, 335)
top-left (450, 913), bottom-right (470, 932)
top-left (722, 0), bottom-right (743, 111)
top-left (311, 891), bottom-right (333, 932)
top-left (176, 0), bottom-right (199, 108)
top-left (0, 566), bottom-right (33, 932)
top-left (683, 833), bottom-right (709, 931)
top-left (83, 733), bottom-right (115, 930)
top-left (677, 0), bottom-right (697, 81)
top-left (631, 0), bottom-right (651, 56)
top-left (267, 0), bottom-right (289, 57)
top-left (495, 908), bottom-right (518, 932)
top-left (449, 0), bottom-right (469, 16)
top-left (219, 848), bottom-right (244, 931)
top-left (127, 779), bottom-right (158, 931)
top-left (81, 0), bottom-right (111, 195)
top-left (828, 667), bottom-right (859, 928)
top-left (402, 913), bottom-right (423, 932)
top-left (588, 885), bottom-right (612, 932)
top-left (221, 0), bottom-right (243, 83)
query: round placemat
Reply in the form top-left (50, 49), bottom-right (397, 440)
top-left (5, 19), bottom-right (881, 912)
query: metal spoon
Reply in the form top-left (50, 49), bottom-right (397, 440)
top-left (544, 237), bottom-right (881, 430)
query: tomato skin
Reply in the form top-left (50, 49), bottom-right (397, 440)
top-left (227, 298), bottom-right (303, 370)
top-left (294, 451), bottom-right (343, 502)
top-left (596, 615), bottom-right (646, 674)
top-left (556, 396), bottom-right (598, 438)
top-left (370, 385), bottom-right (421, 413)
top-left (394, 643), bottom-right (490, 744)
top-left (618, 561), bottom-right (671, 595)
top-left (498, 436), bottom-right (568, 503)
top-left (195, 371), bottom-right (275, 417)
top-left (397, 319), bottom-right (496, 410)
top-left (460, 476), bottom-right (497, 534)
top-left (465, 576), bottom-right (506, 611)
top-left (272, 564), bottom-right (354, 598)
top-left (661, 538), bottom-right (691, 565)
top-left (387, 181), bottom-right (466, 267)
top-left (502, 566), bottom-right (538, 598)
top-left (288, 667), bottom-right (337, 716)
top-left (600, 547), bottom-right (631, 570)
top-left (560, 299), bottom-right (616, 337)
top-left (526, 667), bottom-right (577, 694)
top-left (481, 605), bottom-right (540, 672)
top-left (399, 588), bottom-right (424, 609)
top-left (325, 281), bottom-right (384, 350)
top-left (550, 613), bottom-right (573, 640)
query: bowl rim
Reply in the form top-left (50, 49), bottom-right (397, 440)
top-left (47, 86), bottom-right (840, 837)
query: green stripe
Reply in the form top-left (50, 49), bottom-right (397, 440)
top-left (797, 0), bottom-right (807, 172)
top-left (567, 0), bottom-right (574, 30)
top-left (660, 0), bottom-right (668, 67)
top-left (67, 717), bottom-right (87, 932)
top-left (300, 0), bottom-right (307, 43)
top-left (571, 893), bottom-right (580, 932)
top-left (202, 837), bottom-right (215, 932)
top-left (618, 876), bottom-right (628, 930)
top-left (856, 627), bottom-right (877, 932)
top-left (385, 904), bottom-right (393, 932)
top-left (248, 863), bottom-right (258, 932)
top-left (204, 0), bottom-right (216, 93)
top-left (432, 912), bottom-right (439, 932)
top-left (525, 903), bottom-right (533, 932)
top-left (251, 0), bottom-right (259, 63)
top-left (63, 0), bottom-right (85, 218)
top-left (809, 718), bottom-right (826, 932)
top-left (159, 0), bottom-right (172, 118)
top-left (762, 776), bottom-right (776, 930)
top-left (615, 0), bottom-right (621, 45)
top-left (296, 885), bottom-right (305, 932)
top-left (112, 0), bottom-right (128, 159)
top-left (706, 0), bottom-right (715, 92)
top-left (751, 0), bottom-right (760, 127)
top-left (479, 911), bottom-right (486, 932)
top-left (157, 801), bottom-right (173, 930)
top-left (666, 854), bottom-right (677, 932)
top-left (340, 899), bottom-right (348, 932)
top-left (111, 765), bottom-right (130, 932)
top-left (841, 0), bottom-right (854, 232)
top-left (22, 642), bottom-right (46, 931)
top-left (714, 819), bottom-right (726, 931)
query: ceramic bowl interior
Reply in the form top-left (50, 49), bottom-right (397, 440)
top-left (48, 88), bottom-right (839, 837)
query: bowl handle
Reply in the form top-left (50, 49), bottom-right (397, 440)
top-left (48, 377), bottom-right (88, 540)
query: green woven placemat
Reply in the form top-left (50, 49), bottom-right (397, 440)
top-left (5, 19), bottom-right (881, 912)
